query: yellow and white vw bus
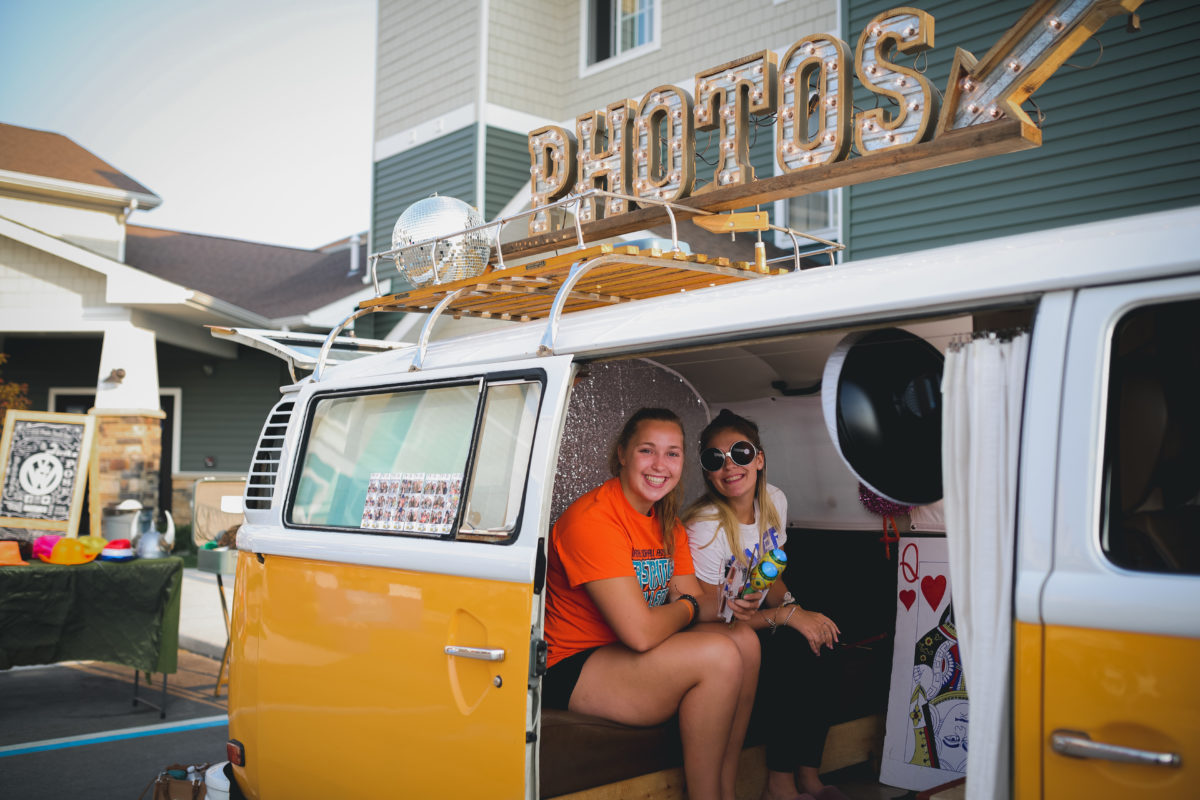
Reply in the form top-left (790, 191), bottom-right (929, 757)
top-left (215, 200), bottom-right (1199, 799)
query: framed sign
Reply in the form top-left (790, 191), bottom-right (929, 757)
top-left (0, 411), bottom-right (95, 536)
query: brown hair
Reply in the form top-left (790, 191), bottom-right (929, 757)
top-left (608, 407), bottom-right (686, 555)
top-left (682, 409), bottom-right (783, 565)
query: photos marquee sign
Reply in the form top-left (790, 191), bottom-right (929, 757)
top-left (523, 0), bottom-right (1142, 243)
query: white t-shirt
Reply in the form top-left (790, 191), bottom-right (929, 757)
top-left (686, 483), bottom-right (789, 585)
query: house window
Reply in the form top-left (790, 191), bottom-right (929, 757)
top-left (775, 189), bottom-right (841, 258)
top-left (585, 0), bottom-right (658, 69)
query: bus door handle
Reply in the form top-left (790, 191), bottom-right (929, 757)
top-left (1051, 729), bottom-right (1181, 767)
top-left (445, 645), bottom-right (506, 662)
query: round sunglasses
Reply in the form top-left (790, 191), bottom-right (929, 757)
top-left (700, 440), bottom-right (758, 472)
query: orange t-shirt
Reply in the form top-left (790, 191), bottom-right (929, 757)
top-left (544, 477), bottom-right (694, 668)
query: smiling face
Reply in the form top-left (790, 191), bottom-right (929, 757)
top-left (703, 427), bottom-right (765, 509)
top-left (617, 419), bottom-right (685, 515)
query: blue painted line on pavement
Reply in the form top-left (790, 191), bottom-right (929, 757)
top-left (0, 715), bottom-right (228, 757)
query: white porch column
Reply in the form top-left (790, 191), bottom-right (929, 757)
top-left (89, 324), bottom-right (165, 537)
top-left (95, 324), bottom-right (160, 412)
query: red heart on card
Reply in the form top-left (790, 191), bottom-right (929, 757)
top-left (899, 589), bottom-right (916, 610)
top-left (921, 575), bottom-right (946, 610)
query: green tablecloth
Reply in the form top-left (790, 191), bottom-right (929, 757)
top-left (0, 556), bottom-right (182, 674)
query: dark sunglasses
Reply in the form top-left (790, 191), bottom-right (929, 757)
top-left (700, 440), bottom-right (758, 472)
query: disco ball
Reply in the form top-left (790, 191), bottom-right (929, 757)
top-left (391, 195), bottom-right (491, 288)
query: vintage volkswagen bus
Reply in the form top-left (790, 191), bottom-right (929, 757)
top-left (216, 203), bottom-right (1198, 799)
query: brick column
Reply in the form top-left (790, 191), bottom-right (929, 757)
top-left (89, 410), bottom-right (165, 539)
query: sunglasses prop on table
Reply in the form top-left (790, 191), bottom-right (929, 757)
top-left (700, 440), bottom-right (758, 472)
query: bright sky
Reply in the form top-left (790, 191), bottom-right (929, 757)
top-left (0, 0), bottom-right (376, 250)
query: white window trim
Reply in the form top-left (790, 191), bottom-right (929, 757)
top-left (48, 387), bottom-right (182, 475)
top-left (578, 0), bottom-right (662, 79)
top-left (772, 184), bottom-right (843, 255)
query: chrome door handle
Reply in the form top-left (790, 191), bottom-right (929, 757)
top-left (445, 645), bottom-right (506, 662)
top-left (1051, 729), bottom-right (1181, 767)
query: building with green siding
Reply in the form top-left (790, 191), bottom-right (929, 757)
top-left (372, 0), bottom-right (1197, 277)
top-left (843, 0), bottom-right (1200, 261)
top-left (370, 0), bottom-right (841, 296)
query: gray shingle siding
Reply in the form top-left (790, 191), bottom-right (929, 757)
top-left (843, 0), bottom-right (1200, 260)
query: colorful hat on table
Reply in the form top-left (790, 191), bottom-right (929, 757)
top-left (46, 537), bottom-right (101, 565)
top-left (99, 538), bottom-right (135, 561)
top-left (32, 534), bottom-right (62, 562)
top-left (0, 541), bottom-right (28, 566)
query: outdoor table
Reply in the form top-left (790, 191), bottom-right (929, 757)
top-left (0, 556), bottom-right (183, 717)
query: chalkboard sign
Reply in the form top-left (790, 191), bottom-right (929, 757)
top-left (0, 411), bottom-right (95, 536)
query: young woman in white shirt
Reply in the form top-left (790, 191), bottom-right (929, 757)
top-left (683, 409), bottom-right (846, 800)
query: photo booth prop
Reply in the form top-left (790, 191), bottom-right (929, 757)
top-left (0, 411), bottom-right (94, 537)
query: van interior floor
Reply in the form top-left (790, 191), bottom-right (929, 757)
top-left (819, 762), bottom-right (914, 799)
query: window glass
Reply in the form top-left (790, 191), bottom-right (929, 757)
top-left (459, 381), bottom-right (542, 541)
top-left (788, 192), bottom-right (831, 232)
top-left (588, 0), bottom-right (655, 65)
top-left (1100, 299), bottom-right (1200, 574)
top-left (291, 383), bottom-right (480, 534)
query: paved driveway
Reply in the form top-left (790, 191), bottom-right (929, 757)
top-left (0, 651), bottom-right (228, 799)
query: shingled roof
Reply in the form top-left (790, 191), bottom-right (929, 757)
top-left (125, 225), bottom-right (367, 320)
top-left (0, 122), bottom-right (159, 199)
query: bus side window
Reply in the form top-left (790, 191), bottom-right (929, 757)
top-left (457, 380), bottom-right (543, 542)
top-left (1101, 298), bottom-right (1200, 574)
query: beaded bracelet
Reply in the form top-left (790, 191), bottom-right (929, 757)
top-left (677, 593), bottom-right (700, 627)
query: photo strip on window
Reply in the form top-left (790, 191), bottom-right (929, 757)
top-left (360, 472), bottom-right (464, 535)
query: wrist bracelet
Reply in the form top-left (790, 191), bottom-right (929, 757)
top-left (678, 593), bottom-right (700, 627)
top-left (764, 609), bottom-right (778, 634)
top-left (781, 605), bottom-right (798, 629)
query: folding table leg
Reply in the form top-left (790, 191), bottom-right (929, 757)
top-left (132, 669), bottom-right (169, 718)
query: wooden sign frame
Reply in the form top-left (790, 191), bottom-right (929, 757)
top-left (0, 410), bottom-right (95, 537)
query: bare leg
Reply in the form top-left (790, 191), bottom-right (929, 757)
top-left (764, 769), bottom-right (803, 800)
top-left (569, 631), bottom-right (744, 800)
top-left (695, 621), bottom-right (760, 798)
top-left (796, 765), bottom-right (826, 796)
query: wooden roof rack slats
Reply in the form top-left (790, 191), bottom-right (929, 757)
top-left (309, 189), bottom-right (844, 379)
top-left (357, 245), bottom-right (781, 323)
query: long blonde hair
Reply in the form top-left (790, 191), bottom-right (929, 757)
top-left (683, 409), bottom-right (783, 565)
top-left (609, 407), bottom-right (686, 555)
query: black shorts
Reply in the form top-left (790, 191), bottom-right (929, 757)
top-left (541, 646), bottom-right (599, 710)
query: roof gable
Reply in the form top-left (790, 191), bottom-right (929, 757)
top-left (0, 122), bottom-right (158, 198)
top-left (125, 225), bottom-right (367, 320)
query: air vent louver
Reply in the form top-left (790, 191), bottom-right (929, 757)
top-left (244, 398), bottom-right (295, 511)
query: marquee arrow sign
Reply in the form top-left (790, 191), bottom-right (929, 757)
top-left (937, 0), bottom-right (1145, 135)
top-left (507, 0), bottom-right (1145, 261)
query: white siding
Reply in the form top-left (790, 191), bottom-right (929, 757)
top-left (0, 237), bottom-right (107, 329)
top-left (375, 0), bottom-right (481, 141)
top-left (0, 195), bottom-right (124, 261)
top-left (535, 0), bottom-right (835, 117)
top-left (488, 0), bottom-right (572, 120)
top-left (375, 0), bottom-right (838, 150)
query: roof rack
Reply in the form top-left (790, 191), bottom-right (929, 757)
top-left (313, 189), bottom-right (842, 379)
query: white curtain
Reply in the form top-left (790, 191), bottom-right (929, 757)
top-left (942, 332), bottom-right (1029, 800)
